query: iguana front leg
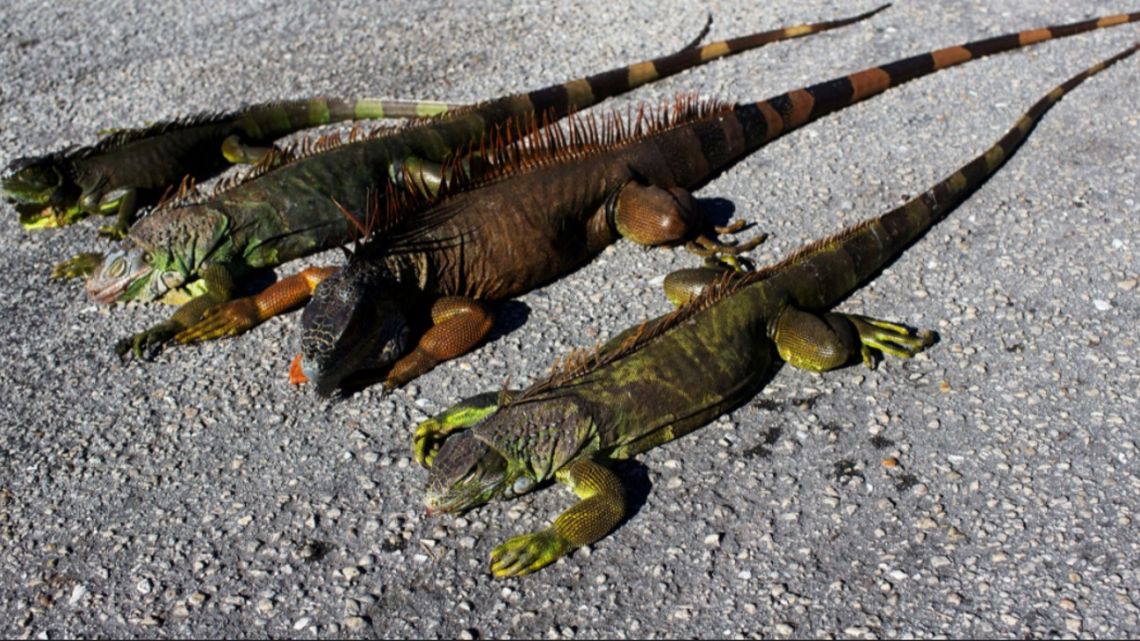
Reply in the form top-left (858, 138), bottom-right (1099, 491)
top-left (414, 391), bottom-right (505, 468)
top-left (384, 296), bottom-right (494, 389)
top-left (220, 135), bottom-right (275, 165)
top-left (176, 266), bottom-right (338, 343)
top-left (490, 457), bottom-right (625, 578)
top-left (116, 262), bottom-right (236, 359)
top-left (770, 305), bottom-right (936, 372)
top-left (80, 187), bottom-right (138, 240)
top-left (52, 252), bottom-right (104, 280)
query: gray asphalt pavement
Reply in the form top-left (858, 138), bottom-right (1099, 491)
top-left (0, 0), bottom-right (1137, 637)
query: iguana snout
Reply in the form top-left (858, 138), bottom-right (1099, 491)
top-left (298, 264), bottom-right (410, 395)
top-left (85, 247), bottom-right (155, 304)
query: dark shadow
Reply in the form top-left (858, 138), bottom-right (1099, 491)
top-left (694, 196), bottom-right (738, 228)
top-left (236, 266), bottom-right (279, 296)
top-left (485, 300), bottom-right (531, 342)
top-left (609, 458), bottom-right (653, 529)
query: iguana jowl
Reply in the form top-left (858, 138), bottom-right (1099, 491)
top-left (73, 7), bottom-right (887, 358)
top-left (416, 43), bottom-right (1138, 578)
top-left (281, 10), bottom-right (1140, 393)
top-left (1, 97), bottom-right (457, 237)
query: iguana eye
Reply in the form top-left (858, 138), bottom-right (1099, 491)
top-left (106, 257), bottom-right (126, 278)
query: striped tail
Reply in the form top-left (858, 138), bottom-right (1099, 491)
top-left (773, 42), bottom-right (1139, 310)
top-left (480, 5), bottom-right (890, 121)
top-left (234, 97), bottom-right (461, 139)
top-left (733, 12), bottom-right (1140, 155)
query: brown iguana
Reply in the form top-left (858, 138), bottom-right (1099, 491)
top-left (414, 42), bottom-right (1138, 578)
top-left (71, 7), bottom-right (887, 359)
top-left (269, 10), bottom-right (1139, 394)
top-left (1, 97), bottom-right (458, 237)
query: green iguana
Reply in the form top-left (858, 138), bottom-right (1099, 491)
top-left (275, 10), bottom-right (1139, 394)
top-left (414, 43), bottom-right (1137, 578)
top-left (2, 97), bottom-right (458, 237)
top-left (70, 7), bottom-right (888, 359)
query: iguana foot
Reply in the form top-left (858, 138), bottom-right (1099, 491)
top-left (115, 322), bottom-right (179, 360)
top-left (846, 315), bottom-right (936, 369)
top-left (96, 223), bottom-right (129, 240)
top-left (490, 528), bottom-right (572, 578)
top-left (685, 229), bottom-right (767, 257)
top-left (413, 391), bottom-right (501, 468)
top-left (176, 298), bottom-right (260, 343)
top-left (52, 252), bottom-right (103, 280)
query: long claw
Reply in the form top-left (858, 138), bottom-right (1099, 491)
top-left (97, 224), bottom-right (128, 240)
top-left (52, 253), bottom-right (104, 280)
top-left (489, 529), bottom-right (571, 578)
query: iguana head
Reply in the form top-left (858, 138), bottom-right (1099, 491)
top-left (1, 154), bottom-right (82, 228)
top-left (424, 429), bottom-right (513, 515)
top-left (298, 261), bottom-right (410, 396)
top-left (85, 245), bottom-right (188, 304)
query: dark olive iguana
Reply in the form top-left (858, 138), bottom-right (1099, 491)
top-left (266, 9), bottom-right (1140, 394)
top-left (69, 7), bottom-right (888, 359)
top-left (2, 97), bottom-right (458, 237)
top-left (413, 43), bottom-right (1137, 578)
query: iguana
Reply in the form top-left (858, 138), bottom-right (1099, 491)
top-left (272, 10), bottom-right (1139, 394)
top-left (72, 6), bottom-right (889, 358)
top-left (414, 43), bottom-right (1138, 578)
top-left (2, 97), bottom-right (459, 237)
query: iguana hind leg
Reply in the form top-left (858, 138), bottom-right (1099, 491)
top-left (220, 135), bottom-right (275, 165)
top-left (490, 457), bottom-right (625, 578)
top-left (771, 306), bottom-right (935, 373)
top-left (176, 265), bottom-right (338, 343)
top-left (612, 182), bottom-right (766, 255)
top-left (385, 296), bottom-right (493, 389)
top-left (662, 255), bottom-right (753, 307)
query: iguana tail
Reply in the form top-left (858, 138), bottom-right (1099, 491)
top-left (733, 12), bottom-right (1139, 157)
top-left (768, 42), bottom-right (1138, 310)
top-left (472, 5), bottom-right (891, 122)
top-left (232, 97), bottom-right (458, 139)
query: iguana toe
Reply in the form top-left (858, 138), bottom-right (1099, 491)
top-left (97, 223), bottom-right (129, 240)
top-left (52, 252), bottom-right (103, 280)
top-left (490, 529), bottom-right (572, 578)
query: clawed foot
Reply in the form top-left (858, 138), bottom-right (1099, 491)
top-left (685, 220), bottom-right (767, 258)
top-left (115, 322), bottom-right (179, 361)
top-left (52, 252), bottom-right (104, 280)
top-left (96, 223), bottom-right (129, 240)
top-left (490, 528), bottom-right (572, 578)
top-left (176, 298), bottom-right (259, 343)
top-left (848, 315), bottom-right (937, 368)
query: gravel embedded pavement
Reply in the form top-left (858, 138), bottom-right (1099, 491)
top-left (0, 0), bottom-right (1137, 638)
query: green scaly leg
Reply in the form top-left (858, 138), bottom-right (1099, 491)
top-left (770, 305), bottom-right (936, 373)
top-left (115, 262), bottom-right (236, 360)
top-left (490, 457), bottom-right (625, 578)
top-left (414, 391), bottom-right (503, 468)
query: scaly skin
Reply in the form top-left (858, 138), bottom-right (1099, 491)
top-left (2, 97), bottom-right (458, 237)
top-left (76, 7), bottom-right (891, 359)
top-left (275, 8), bottom-right (1140, 393)
top-left (418, 44), bottom-right (1138, 578)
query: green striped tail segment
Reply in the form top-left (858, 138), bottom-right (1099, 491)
top-left (733, 12), bottom-right (1140, 152)
top-left (233, 97), bottom-right (461, 139)
top-left (745, 42), bottom-right (1140, 313)
top-left (454, 5), bottom-right (891, 130)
